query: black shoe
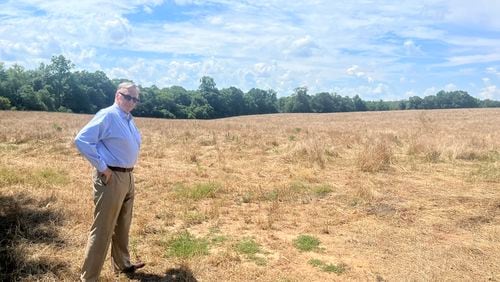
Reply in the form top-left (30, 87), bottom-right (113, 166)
top-left (122, 262), bottom-right (146, 273)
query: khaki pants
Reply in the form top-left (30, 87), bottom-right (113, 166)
top-left (80, 170), bottom-right (135, 281)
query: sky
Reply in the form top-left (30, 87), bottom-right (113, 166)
top-left (0, 0), bottom-right (499, 100)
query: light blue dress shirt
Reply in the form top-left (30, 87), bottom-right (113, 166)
top-left (75, 104), bottom-right (141, 172)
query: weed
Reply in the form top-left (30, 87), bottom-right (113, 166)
top-left (236, 238), bottom-right (261, 255)
top-left (32, 168), bottom-right (69, 187)
top-left (308, 259), bottom-right (323, 267)
top-left (165, 232), bottom-right (209, 258)
top-left (183, 211), bottom-right (207, 225)
top-left (293, 235), bottom-right (320, 252)
top-left (0, 167), bottom-right (25, 187)
top-left (470, 163), bottom-right (500, 182)
top-left (312, 184), bottom-right (332, 198)
top-left (308, 259), bottom-right (346, 274)
top-left (0, 167), bottom-right (68, 188)
top-left (235, 238), bottom-right (267, 265)
top-left (52, 123), bottom-right (62, 131)
top-left (322, 263), bottom-right (346, 274)
top-left (174, 182), bottom-right (222, 200)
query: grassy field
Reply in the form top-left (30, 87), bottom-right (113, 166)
top-left (0, 108), bottom-right (499, 281)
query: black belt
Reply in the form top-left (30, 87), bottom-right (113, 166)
top-left (108, 166), bottom-right (134, 172)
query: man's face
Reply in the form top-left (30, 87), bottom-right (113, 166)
top-left (115, 87), bottom-right (140, 114)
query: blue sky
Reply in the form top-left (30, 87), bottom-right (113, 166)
top-left (0, 0), bottom-right (499, 100)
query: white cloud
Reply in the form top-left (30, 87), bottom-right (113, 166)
top-left (373, 83), bottom-right (388, 94)
top-left (444, 83), bottom-right (457, 91)
top-left (486, 67), bottom-right (500, 77)
top-left (479, 85), bottom-right (499, 100)
top-left (443, 53), bottom-right (500, 67)
top-left (285, 36), bottom-right (319, 58)
top-left (346, 65), bottom-right (374, 83)
top-left (0, 0), bottom-right (499, 98)
top-left (403, 39), bottom-right (423, 55)
top-left (479, 77), bottom-right (500, 99)
top-left (102, 18), bottom-right (132, 45)
top-left (405, 90), bottom-right (417, 97)
top-left (423, 87), bottom-right (438, 97)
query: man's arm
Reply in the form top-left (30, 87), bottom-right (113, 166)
top-left (74, 115), bottom-right (109, 173)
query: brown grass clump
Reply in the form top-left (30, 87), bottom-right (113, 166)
top-left (356, 139), bottom-right (393, 172)
top-left (1, 109), bottom-right (500, 281)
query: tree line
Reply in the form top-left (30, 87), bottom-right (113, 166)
top-left (1, 55), bottom-right (499, 119)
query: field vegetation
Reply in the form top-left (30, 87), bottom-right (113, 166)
top-left (0, 108), bottom-right (499, 281)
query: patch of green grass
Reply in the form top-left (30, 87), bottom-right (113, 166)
top-left (322, 263), bottom-right (346, 273)
top-left (183, 211), bottom-right (207, 225)
top-left (174, 182), bottom-right (222, 200)
top-left (165, 232), bottom-right (209, 258)
top-left (52, 123), bottom-right (62, 131)
top-left (0, 167), bottom-right (25, 187)
top-left (294, 235), bottom-right (321, 252)
top-left (210, 235), bottom-right (228, 244)
top-left (312, 184), bottom-right (333, 197)
top-left (236, 238), bottom-right (267, 265)
top-left (262, 189), bottom-right (279, 201)
top-left (469, 163), bottom-right (500, 182)
top-left (0, 167), bottom-right (69, 188)
top-left (308, 258), bottom-right (324, 267)
top-left (32, 168), bottom-right (70, 186)
top-left (236, 238), bottom-right (261, 255)
top-left (241, 192), bottom-right (254, 203)
top-left (308, 259), bottom-right (346, 274)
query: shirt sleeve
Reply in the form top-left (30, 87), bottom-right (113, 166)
top-left (74, 113), bottom-right (110, 172)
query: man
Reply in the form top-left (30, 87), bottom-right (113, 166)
top-left (75, 82), bottom-right (145, 281)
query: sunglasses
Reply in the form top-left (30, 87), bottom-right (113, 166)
top-left (119, 92), bottom-right (140, 103)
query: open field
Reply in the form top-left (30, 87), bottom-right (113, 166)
top-left (1, 109), bottom-right (499, 281)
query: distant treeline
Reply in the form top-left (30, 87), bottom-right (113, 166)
top-left (1, 55), bottom-right (499, 119)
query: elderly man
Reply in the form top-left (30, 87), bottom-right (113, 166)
top-left (75, 82), bottom-right (144, 281)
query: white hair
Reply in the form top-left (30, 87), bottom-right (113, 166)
top-left (117, 82), bottom-right (140, 94)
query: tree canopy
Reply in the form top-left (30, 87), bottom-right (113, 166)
top-left (0, 55), bottom-right (498, 119)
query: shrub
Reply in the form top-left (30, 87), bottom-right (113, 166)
top-left (0, 96), bottom-right (11, 110)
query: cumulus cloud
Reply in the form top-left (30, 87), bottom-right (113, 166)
top-left (346, 65), bottom-right (374, 83)
top-left (479, 85), bottom-right (499, 99)
top-left (285, 36), bottom-right (319, 58)
top-left (0, 0), bottom-right (498, 99)
top-left (444, 83), bottom-right (457, 91)
top-left (102, 18), bottom-right (132, 45)
top-left (479, 77), bottom-right (500, 99)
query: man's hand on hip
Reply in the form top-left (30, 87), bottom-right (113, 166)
top-left (101, 168), bottom-right (112, 185)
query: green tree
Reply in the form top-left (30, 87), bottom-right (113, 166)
top-left (19, 85), bottom-right (47, 111)
top-left (311, 92), bottom-right (335, 113)
top-left (221, 87), bottom-right (245, 116)
top-left (353, 95), bottom-right (367, 111)
top-left (244, 88), bottom-right (278, 115)
top-left (286, 87), bottom-right (311, 113)
top-left (407, 96), bottom-right (423, 109)
top-left (47, 55), bottom-right (74, 109)
top-left (198, 76), bottom-right (224, 118)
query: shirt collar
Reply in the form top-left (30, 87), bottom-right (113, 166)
top-left (112, 103), bottom-right (132, 121)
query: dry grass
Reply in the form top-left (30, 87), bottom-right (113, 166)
top-left (1, 108), bottom-right (500, 281)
